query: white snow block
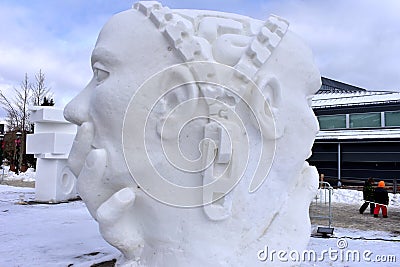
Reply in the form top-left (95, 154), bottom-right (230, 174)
top-left (26, 133), bottom-right (75, 157)
top-left (34, 159), bottom-right (77, 202)
top-left (26, 106), bottom-right (77, 203)
top-left (30, 106), bottom-right (69, 124)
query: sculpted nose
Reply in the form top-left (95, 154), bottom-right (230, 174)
top-left (64, 87), bottom-right (91, 126)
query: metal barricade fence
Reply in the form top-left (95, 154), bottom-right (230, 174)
top-left (310, 181), bottom-right (333, 228)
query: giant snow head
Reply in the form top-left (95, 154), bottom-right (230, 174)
top-left (64, 1), bottom-right (321, 266)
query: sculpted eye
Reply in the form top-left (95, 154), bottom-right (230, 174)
top-left (93, 62), bottom-right (109, 84)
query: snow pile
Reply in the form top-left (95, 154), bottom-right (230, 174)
top-left (1, 166), bottom-right (36, 182)
top-left (331, 189), bottom-right (363, 204)
top-left (317, 188), bottom-right (400, 208)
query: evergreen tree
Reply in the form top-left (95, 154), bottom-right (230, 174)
top-left (41, 97), bottom-right (55, 106)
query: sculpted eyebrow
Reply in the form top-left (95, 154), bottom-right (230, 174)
top-left (91, 48), bottom-right (118, 67)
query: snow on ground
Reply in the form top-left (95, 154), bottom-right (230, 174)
top-left (315, 188), bottom-right (400, 208)
top-left (1, 166), bottom-right (36, 182)
top-left (1, 173), bottom-right (399, 266)
top-left (307, 187), bottom-right (400, 266)
top-left (0, 185), bottom-right (119, 267)
top-left (302, 228), bottom-right (400, 267)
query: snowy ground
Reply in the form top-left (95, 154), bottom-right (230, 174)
top-left (0, 166), bottom-right (36, 183)
top-left (302, 228), bottom-right (399, 267)
top-left (305, 187), bottom-right (400, 266)
top-left (0, 185), bottom-right (120, 267)
top-left (1, 171), bottom-right (399, 266)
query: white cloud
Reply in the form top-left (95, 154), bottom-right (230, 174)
top-left (0, 1), bottom-right (105, 109)
top-left (257, 0), bottom-right (400, 91)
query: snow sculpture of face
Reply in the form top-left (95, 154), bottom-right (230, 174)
top-left (64, 2), bottom-right (321, 266)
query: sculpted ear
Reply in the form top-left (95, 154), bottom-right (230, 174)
top-left (154, 65), bottom-right (200, 139)
top-left (250, 76), bottom-right (284, 140)
top-left (263, 77), bottom-right (282, 111)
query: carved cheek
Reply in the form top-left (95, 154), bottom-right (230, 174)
top-left (305, 108), bottom-right (320, 136)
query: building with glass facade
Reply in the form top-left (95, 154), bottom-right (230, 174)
top-left (308, 77), bottom-right (400, 187)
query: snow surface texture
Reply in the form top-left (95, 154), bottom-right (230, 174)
top-left (1, 167), bottom-right (36, 182)
top-left (1, 184), bottom-right (399, 267)
top-left (0, 185), bottom-right (119, 267)
top-left (331, 188), bottom-right (400, 208)
top-left (62, 1), bottom-right (322, 266)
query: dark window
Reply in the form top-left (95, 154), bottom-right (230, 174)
top-left (318, 115), bottom-right (346, 129)
top-left (349, 112), bottom-right (381, 128)
top-left (385, 111), bottom-right (400, 127)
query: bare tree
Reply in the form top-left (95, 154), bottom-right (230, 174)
top-left (0, 73), bottom-right (32, 132)
top-left (0, 73), bottom-right (33, 170)
top-left (17, 73), bottom-right (31, 133)
top-left (0, 70), bottom-right (54, 169)
top-left (32, 69), bottom-right (52, 106)
top-left (0, 92), bottom-right (19, 130)
top-left (0, 70), bottom-right (53, 131)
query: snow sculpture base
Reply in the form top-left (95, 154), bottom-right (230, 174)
top-left (64, 1), bottom-right (321, 266)
top-left (27, 107), bottom-right (77, 203)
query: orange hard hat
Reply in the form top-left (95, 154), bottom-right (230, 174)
top-left (378, 181), bottom-right (385, 188)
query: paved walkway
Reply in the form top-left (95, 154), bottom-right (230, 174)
top-left (310, 202), bottom-right (400, 234)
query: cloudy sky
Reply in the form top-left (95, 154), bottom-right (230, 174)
top-left (1, 0), bottom-right (399, 112)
